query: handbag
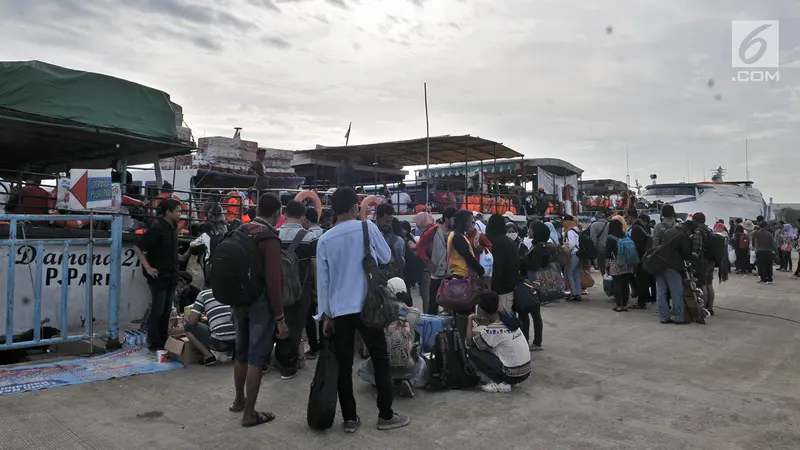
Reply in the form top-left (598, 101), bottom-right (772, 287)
top-left (581, 268), bottom-right (595, 288)
top-left (307, 338), bottom-right (338, 430)
top-left (436, 234), bottom-right (479, 311)
top-left (514, 279), bottom-right (540, 311)
top-left (527, 262), bottom-right (565, 303)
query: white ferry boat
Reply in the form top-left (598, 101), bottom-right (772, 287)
top-left (640, 168), bottom-right (772, 224)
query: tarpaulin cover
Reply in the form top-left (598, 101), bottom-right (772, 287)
top-left (0, 60), bottom-right (177, 140)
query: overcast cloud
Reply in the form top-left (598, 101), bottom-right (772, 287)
top-left (1, 0), bottom-right (799, 200)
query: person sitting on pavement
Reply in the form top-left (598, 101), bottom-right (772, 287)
top-left (466, 291), bottom-right (532, 393)
top-left (184, 288), bottom-right (236, 364)
top-left (175, 271), bottom-right (201, 311)
top-left (356, 278), bottom-right (427, 398)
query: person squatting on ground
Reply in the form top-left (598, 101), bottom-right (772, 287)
top-left (465, 291), bottom-right (532, 393)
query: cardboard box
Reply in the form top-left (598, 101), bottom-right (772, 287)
top-left (164, 334), bottom-right (201, 365)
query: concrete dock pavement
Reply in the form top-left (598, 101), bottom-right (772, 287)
top-left (1, 271), bottom-right (800, 449)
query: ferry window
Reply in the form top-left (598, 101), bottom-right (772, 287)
top-left (644, 186), bottom-right (696, 196)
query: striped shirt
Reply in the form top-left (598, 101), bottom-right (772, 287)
top-left (191, 290), bottom-right (235, 341)
top-left (473, 322), bottom-right (532, 377)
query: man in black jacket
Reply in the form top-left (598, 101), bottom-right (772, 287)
top-left (655, 221), bottom-right (696, 324)
top-left (629, 214), bottom-right (654, 308)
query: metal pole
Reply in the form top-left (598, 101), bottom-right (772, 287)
top-left (424, 83), bottom-right (431, 210)
top-left (464, 136), bottom-right (469, 209)
top-left (88, 209), bottom-right (95, 355)
top-left (346, 122), bottom-right (351, 146)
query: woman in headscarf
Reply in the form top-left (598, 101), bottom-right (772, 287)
top-left (778, 223), bottom-right (795, 272)
top-left (485, 214), bottom-right (520, 313)
top-left (742, 220), bottom-right (756, 273)
top-left (518, 221), bottom-right (551, 350)
top-left (448, 209), bottom-right (485, 280)
top-left (731, 224), bottom-right (749, 274)
top-left (562, 214), bottom-right (583, 301)
top-left (605, 219), bottom-right (634, 312)
top-left (545, 221), bottom-right (559, 245)
top-left (413, 212), bottom-right (435, 310)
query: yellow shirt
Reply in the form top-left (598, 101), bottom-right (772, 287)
top-left (447, 232), bottom-right (475, 278)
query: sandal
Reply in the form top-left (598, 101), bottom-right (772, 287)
top-left (242, 411), bottom-right (275, 427)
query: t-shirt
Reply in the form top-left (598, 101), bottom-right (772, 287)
top-left (191, 289), bottom-right (235, 341)
top-left (472, 322), bottom-right (531, 378)
top-left (390, 192), bottom-right (412, 213)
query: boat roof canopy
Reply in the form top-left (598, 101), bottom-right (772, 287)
top-left (295, 135), bottom-right (523, 168)
top-left (419, 157), bottom-right (582, 179)
top-left (0, 60), bottom-right (194, 173)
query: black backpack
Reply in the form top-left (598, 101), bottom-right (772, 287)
top-left (209, 225), bottom-right (270, 307)
top-left (704, 230), bottom-right (726, 266)
top-left (574, 229), bottom-right (597, 260)
top-left (281, 230), bottom-right (309, 308)
top-left (427, 327), bottom-right (479, 391)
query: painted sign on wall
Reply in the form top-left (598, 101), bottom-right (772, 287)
top-left (55, 169), bottom-right (116, 211)
top-left (0, 243), bottom-right (150, 335)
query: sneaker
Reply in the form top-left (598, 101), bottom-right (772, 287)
top-left (280, 370), bottom-right (298, 380)
top-left (343, 416), bottom-right (361, 434)
top-left (497, 382), bottom-right (512, 393)
top-left (399, 380), bottom-right (414, 398)
top-left (480, 383), bottom-right (500, 393)
top-left (377, 412), bottom-right (411, 430)
top-left (757, 280), bottom-right (765, 284)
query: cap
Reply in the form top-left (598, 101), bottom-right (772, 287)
top-left (387, 277), bottom-right (407, 296)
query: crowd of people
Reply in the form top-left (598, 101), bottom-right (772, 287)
top-left (132, 184), bottom-right (794, 432)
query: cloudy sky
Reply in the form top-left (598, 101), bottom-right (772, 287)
top-left (2, 0), bottom-right (799, 201)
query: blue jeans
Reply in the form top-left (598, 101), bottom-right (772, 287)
top-left (566, 254), bottom-right (582, 296)
top-left (655, 268), bottom-right (684, 322)
top-left (232, 295), bottom-right (275, 366)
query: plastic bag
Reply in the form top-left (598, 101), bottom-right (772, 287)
top-left (728, 246), bottom-right (736, 265)
top-left (749, 250), bottom-right (756, 265)
top-left (479, 250), bottom-right (494, 276)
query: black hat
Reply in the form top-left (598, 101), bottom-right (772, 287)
top-left (563, 214), bottom-right (575, 221)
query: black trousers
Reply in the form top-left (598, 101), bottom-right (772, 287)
top-left (612, 273), bottom-right (631, 307)
top-left (756, 251), bottom-right (773, 282)
top-left (634, 264), bottom-right (653, 306)
top-left (779, 250), bottom-right (792, 270)
top-left (147, 282), bottom-right (175, 350)
top-left (305, 301), bottom-right (322, 353)
top-left (517, 303), bottom-right (543, 347)
top-left (428, 277), bottom-right (443, 315)
top-left (274, 295), bottom-right (311, 374)
top-left (333, 313), bottom-right (394, 421)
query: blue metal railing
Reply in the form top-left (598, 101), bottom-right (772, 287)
top-left (0, 215), bottom-right (123, 350)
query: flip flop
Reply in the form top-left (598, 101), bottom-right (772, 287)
top-left (242, 411), bottom-right (275, 428)
top-left (229, 402), bottom-right (246, 413)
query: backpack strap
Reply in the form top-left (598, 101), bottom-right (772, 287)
top-left (287, 229), bottom-right (308, 253)
top-left (361, 221), bottom-right (372, 258)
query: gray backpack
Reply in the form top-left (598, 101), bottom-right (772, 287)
top-left (281, 230), bottom-right (308, 307)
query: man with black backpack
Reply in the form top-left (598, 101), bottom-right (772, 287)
top-left (689, 212), bottom-right (721, 315)
top-left (588, 212), bottom-right (610, 275)
top-left (316, 187), bottom-right (410, 433)
top-left (275, 200), bottom-right (318, 379)
top-left (211, 193), bottom-right (286, 428)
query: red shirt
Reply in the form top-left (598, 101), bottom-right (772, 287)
top-left (245, 219), bottom-right (285, 319)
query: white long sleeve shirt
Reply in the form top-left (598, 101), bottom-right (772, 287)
top-left (565, 228), bottom-right (580, 255)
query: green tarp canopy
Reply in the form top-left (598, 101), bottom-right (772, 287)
top-left (0, 60), bottom-right (193, 172)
